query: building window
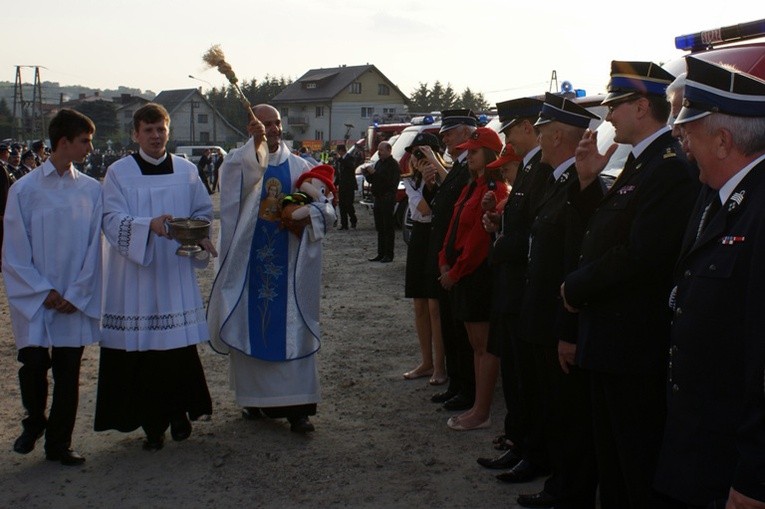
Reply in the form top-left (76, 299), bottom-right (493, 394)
top-left (378, 84), bottom-right (390, 96)
top-left (123, 110), bottom-right (133, 119)
top-left (305, 82), bottom-right (317, 89)
top-left (349, 82), bottom-right (362, 94)
top-left (383, 107), bottom-right (396, 115)
top-left (315, 106), bottom-right (324, 118)
top-left (315, 130), bottom-right (324, 141)
top-left (197, 113), bottom-right (209, 124)
top-left (280, 107), bottom-right (289, 117)
top-left (361, 107), bottom-right (375, 118)
top-left (199, 132), bottom-right (210, 142)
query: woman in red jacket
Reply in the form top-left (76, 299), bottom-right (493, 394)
top-left (439, 127), bottom-right (506, 431)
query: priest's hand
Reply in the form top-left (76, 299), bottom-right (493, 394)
top-left (43, 290), bottom-right (63, 309)
top-left (575, 129), bottom-right (617, 190)
top-left (247, 116), bottom-right (266, 152)
top-left (150, 214), bottom-right (174, 238)
top-left (55, 299), bottom-right (77, 314)
top-left (198, 238), bottom-right (218, 258)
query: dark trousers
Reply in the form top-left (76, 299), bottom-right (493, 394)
top-left (373, 193), bottom-right (395, 258)
top-left (514, 339), bottom-right (551, 471)
top-left (591, 370), bottom-right (668, 509)
top-left (438, 289), bottom-right (474, 398)
top-left (497, 313), bottom-right (524, 440)
top-left (535, 345), bottom-right (597, 508)
top-left (18, 346), bottom-right (84, 453)
top-left (338, 188), bottom-right (357, 228)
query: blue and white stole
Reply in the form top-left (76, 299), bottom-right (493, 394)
top-left (247, 158), bottom-right (292, 360)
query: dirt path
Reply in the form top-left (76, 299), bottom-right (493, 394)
top-left (0, 196), bottom-right (542, 508)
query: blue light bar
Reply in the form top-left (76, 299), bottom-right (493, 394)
top-left (675, 19), bottom-right (765, 51)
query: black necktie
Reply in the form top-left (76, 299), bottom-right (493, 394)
top-left (695, 195), bottom-right (721, 240)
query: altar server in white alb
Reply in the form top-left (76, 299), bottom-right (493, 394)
top-left (2, 109), bottom-right (102, 466)
top-left (95, 103), bottom-right (216, 452)
top-left (208, 104), bottom-right (335, 433)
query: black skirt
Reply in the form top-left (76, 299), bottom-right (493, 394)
top-left (405, 221), bottom-right (435, 298)
top-left (94, 345), bottom-right (212, 433)
top-left (450, 261), bottom-right (493, 322)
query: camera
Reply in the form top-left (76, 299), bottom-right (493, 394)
top-left (413, 149), bottom-right (425, 160)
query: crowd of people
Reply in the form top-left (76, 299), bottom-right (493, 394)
top-left (394, 60), bottom-right (765, 509)
top-left (2, 55), bottom-right (765, 509)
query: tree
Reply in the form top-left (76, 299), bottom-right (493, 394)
top-left (456, 87), bottom-right (490, 113)
top-left (408, 83), bottom-right (431, 112)
top-left (73, 101), bottom-right (118, 143)
top-left (0, 98), bottom-right (12, 139)
top-left (205, 75), bottom-right (292, 128)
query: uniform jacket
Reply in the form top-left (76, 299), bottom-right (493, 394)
top-left (490, 150), bottom-right (552, 313)
top-left (654, 156), bottom-right (765, 506)
top-left (520, 163), bottom-right (593, 346)
top-left (425, 157), bottom-right (469, 277)
top-left (564, 131), bottom-right (698, 374)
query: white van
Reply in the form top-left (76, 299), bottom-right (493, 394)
top-left (174, 145), bottom-right (227, 164)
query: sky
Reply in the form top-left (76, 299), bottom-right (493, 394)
top-left (3, 1), bottom-right (764, 107)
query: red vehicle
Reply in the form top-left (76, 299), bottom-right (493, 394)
top-left (366, 122), bottom-right (411, 158)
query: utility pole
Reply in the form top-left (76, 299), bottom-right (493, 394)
top-left (12, 65), bottom-right (46, 142)
top-left (549, 70), bottom-right (559, 94)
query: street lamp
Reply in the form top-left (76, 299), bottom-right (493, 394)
top-left (188, 75), bottom-right (218, 145)
top-left (188, 74), bottom-right (212, 89)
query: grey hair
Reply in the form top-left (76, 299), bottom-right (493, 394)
top-left (703, 113), bottom-right (765, 155)
top-left (666, 72), bottom-right (687, 101)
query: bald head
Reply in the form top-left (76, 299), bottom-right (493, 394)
top-left (253, 103), bottom-right (283, 153)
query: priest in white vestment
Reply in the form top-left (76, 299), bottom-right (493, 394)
top-left (95, 103), bottom-right (215, 451)
top-left (2, 109), bottom-right (102, 465)
top-left (208, 104), bottom-right (335, 433)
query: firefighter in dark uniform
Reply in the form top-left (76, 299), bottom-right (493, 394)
top-left (423, 109), bottom-right (477, 411)
top-left (511, 93), bottom-right (601, 509)
top-left (653, 57), bottom-right (765, 509)
top-left (561, 61), bottom-right (698, 508)
top-left (478, 98), bottom-right (558, 487)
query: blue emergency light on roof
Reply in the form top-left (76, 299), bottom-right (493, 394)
top-left (410, 115), bottom-right (435, 125)
top-left (675, 19), bottom-right (765, 51)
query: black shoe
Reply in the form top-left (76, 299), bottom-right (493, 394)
top-left (288, 416), bottom-right (315, 433)
top-left (368, 255), bottom-right (384, 262)
top-left (443, 393), bottom-right (474, 411)
top-left (477, 448), bottom-right (522, 470)
top-left (431, 390), bottom-right (458, 404)
top-left (242, 407), bottom-right (263, 420)
top-left (46, 448), bottom-right (86, 466)
top-left (496, 459), bottom-right (547, 484)
top-left (516, 490), bottom-right (560, 508)
top-left (380, 256), bottom-right (393, 263)
top-left (142, 434), bottom-right (165, 452)
top-left (13, 429), bottom-right (44, 455)
top-left (338, 226), bottom-right (349, 230)
top-left (170, 415), bottom-right (192, 442)
top-left (351, 222), bottom-right (357, 229)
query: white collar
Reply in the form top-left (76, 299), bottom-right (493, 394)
top-left (139, 148), bottom-right (167, 165)
top-left (630, 126), bottom-right (670, 159)
top-left (718, 152), bottom-right (765, 204)
top-left (523, 146), bottom-right (541, 168)
top-left (553, 156), bottom-right (576, 181)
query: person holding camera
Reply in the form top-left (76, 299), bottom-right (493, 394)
top-left (362, 140), bottom-right (399, 262)
top-left (401, 133), bottom-right (447, 384)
